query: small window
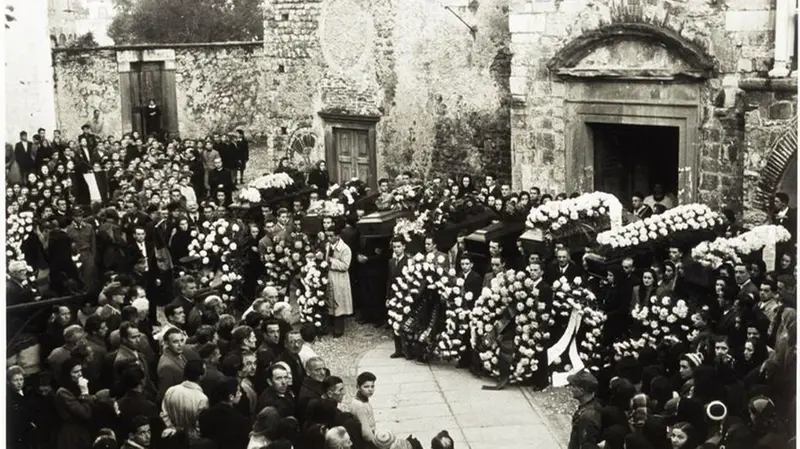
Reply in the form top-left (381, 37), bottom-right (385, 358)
top-left (59, 33), bottom-right (66, 45)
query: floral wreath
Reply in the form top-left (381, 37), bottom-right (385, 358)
top-left (470, 269), bottom-right (549, 382)
top-left (433, 276), bottom-right (474, 361)
top-left (387, 252), bottom-right (450, 337)
top-left (613, 293), bottom-right (693, 359)
top-left (553, 276), bottom-right (608, 372)
top-left (186, 218), bottom-right (246, 302)
top-left (526, 192), bottom-right (622, 235)
top-left (295, 256), bottom-right (330, 328)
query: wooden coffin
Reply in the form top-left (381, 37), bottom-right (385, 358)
top-left (356, 209), bottom-right (415, 237)
top-left (465, 221), bottom-right (526, 274)
top-left (434, 209), bottom-right (498, 249)
top-left (301, 214), bottom-right (323, 235)
top-left (518, 228), bottom-right (549, 257)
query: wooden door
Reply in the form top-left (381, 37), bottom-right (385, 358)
top-left (333, 128), bottom-right (371, 184)
top-left (130, 62), bottom-right (165, 137)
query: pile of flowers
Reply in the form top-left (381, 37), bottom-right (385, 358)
top-left (237, 187), bottom-right (262, 203)
top-left (6, 211), bottom-right (35, 264)
top-left (307, 199), bottom-right (346, 217)
top-left (470, 269), bottom-right (549, 382)
top-left (596, 204), bottom-right (725, 250)
top-left (187, 218), bottom-right (247, 301)
top-left (393, 212), bottom-right (429, 244)
top-left (613, 293), bottom-right (693, 358)
top-left (526, 192), bottom-right (622, 235)
top-left (295, 256), bottom-right (329, 328)
top-left (433, 274), bottom-right (474, 361)
top-left (431, 194), bottom-right (487, 230)
top-left (248, 173), bottom-right (297, 200)
top-left (554, 277), bottom-right (607, 371)
top-left (390, 183), bottom-right (424, 211)
top-left (691, 225), bottom-right (792, 268)
top-left (387, 253), bottom-right (429, 336)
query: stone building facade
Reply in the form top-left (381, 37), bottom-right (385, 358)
top-left (48, 0), bottom-right (796, 220)
top-left (507, 0), bottom-right (797, 221)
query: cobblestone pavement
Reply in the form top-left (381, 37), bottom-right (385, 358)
top-left (356, 341), bottom-right (572, 449)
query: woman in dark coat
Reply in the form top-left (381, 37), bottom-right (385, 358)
top-left (169, 217), bottom-right (193, 267)
top-left (307, 160), bottom-right (330, 198)
top-left (54, 358), bottom-right (100, 449)
top-left (7, 365), bottom-right (34, 449)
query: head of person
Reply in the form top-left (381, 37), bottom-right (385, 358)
top-left (733, 262), bottom-right (751, 285)
top-left (459, 256), bottom-right (473, 274)
top-left (759, 280), bottom-right (778, 303)
top-left (773, 192), bottom-right (790, 211)
top-left (232, 325), bottom-right (257, 351)
top-left (251, 406), bottom-right (281, 439)
top-left (431, 430), bottom-right (454, 449)
top-left (8, 365), bottom-right (25, 392)
top-left (527, 260), bottom-right (544, 281)
top-left (268, 364), bottom-right (291, 395)
top-left (356, 371), bottom-right (376, 399)
top-left (632, 192), bottom-right (645, 210)
top-left (127, 415), bottom-right (151, 448)
top-left (567, 369), bottom-right (598, 401)
top-left (306, 357), bottom-right (327, 383)
top-left (216, 376), bottom-right (241, 405)
top-left (285, 330), bottom-right (303, 355)
top-left (679, 353), bottom-right (703, 380)
top-left (120, 322), bottom-right (143, 350)
top-left (184, 359), bottom-right (206, 383)
top-left (165, 304), bottom-right (185, 326)
top-left (323, 376), bottom-right (345, 403)
top-left (164, 328), bottom-right (186, 355)
top-left (324, 426), bottom-right (352, 449)
top-left (262, 318), bottom-right (282, 346)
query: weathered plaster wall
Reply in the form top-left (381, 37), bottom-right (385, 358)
top-left (263, 0), bottom-right (512, 180)
top-left (508, 0), bottom-right (790, 213)
top-left (53, 44), bottom-right (270, 142)
top-left (174, 44), bottom-right (270, 138)
top-left (53, 49), bottom-right (122, 139)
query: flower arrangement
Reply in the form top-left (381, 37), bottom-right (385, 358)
top-left (390, 183), bottom-right (424, 211)
top-left (470, 269), bottom-right (549, 382)
top-left (307, 199), bottom-right (346, 217)
top-left (596, 204), bottom-right (725, 250)
top-left (393, 212), bottom-right (429, 244)
top-left (249, 172), bottom-right (295, 191)
top-left (613, 293), bottom-right (693, 359)
top-left (295, 256), bottom-right (330, 328)
top-left (6, 211), bottom-right (35, 263)
top-left (187, 218), bottom-right (247, 301)
top-left (237, 187), bottom-right (262, 203)
top-left (526, 192), bottom-right (622, 235)
top-left (434, 274), bottom-right (474, 361)
top-left (387, 253), bottom-right (428, 336)
top-left (553, 276), bottom-right (608, 371)
top-left (431, 194), bottom-right (487, 230)
top-left (691, 225), bottom-right (792, 268)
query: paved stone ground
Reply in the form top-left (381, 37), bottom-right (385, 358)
top-left (357, 341), bottom-right (569, 449)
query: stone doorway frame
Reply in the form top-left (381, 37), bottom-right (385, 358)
top-left (565, 95), bottom-right (700, 204)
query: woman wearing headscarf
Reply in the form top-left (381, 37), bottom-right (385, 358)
top-left (54, 358), bottom-right (106, 449)
top-left (8, 365), bottom-right (34, 449)
top-left (668, 422), bottom-right (700, 449)
top-left (748, 396), bottom-right (789, 449)
top-left (248, 407), bottom-right (281, 449)
top-left (307, 160), bottom-right (330, 198)
top-left (736, 337), bottom-right (768, 379)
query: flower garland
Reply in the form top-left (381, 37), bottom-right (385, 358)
top-left (596, 204), bottom-right (725, 250)
top-left (187, 218), bottom-right (246, 301)
top-left (433, 275), bottom-right (474, 361)
top-left (295, 256), bottom-right (330, 328)
top-left (470, 270), bottom-right (549, 382)
top-left (613, 293), bottom-right (693, 359)
top-left (526, 192), bottom-right (622, 234)
top-left (6, 211), bottom-right (35, 263)
top-left (237, 186), bottom-right (262, 203)
top-left (387, 253), bottom-right (428, 336)
top-left (553, 277), bottom-right (607, 371)
top-left (249, 172), bottom-right (295, 191)
top-left (691, 225), bottom-right (792, 268)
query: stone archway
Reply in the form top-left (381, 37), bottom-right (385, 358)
top-left (754, 120), bottom-right (798, 210)
top-left (544, 22), bottom-right (717, 204)
top-left (547, 22), bottom-right (716, 81)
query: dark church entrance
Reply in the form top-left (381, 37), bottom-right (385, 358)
top-left (590, 123), bottom-right (680, 209)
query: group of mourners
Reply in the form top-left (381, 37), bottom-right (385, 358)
top-left (4, 124), bottom-right (798, 449)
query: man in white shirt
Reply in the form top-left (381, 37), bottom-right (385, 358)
top-left (161, 359), bottom-right (208, 439)
top-left (643, 183), bottom-right (676, 211)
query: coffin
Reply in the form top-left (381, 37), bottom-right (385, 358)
top-left (518, 228), bottom-right (550, 257)
top-left (350, 192), bottom-right (380, 215)
top-left (357, 209), bottom-right (415, 237)
top-left (301, 214), bottom-right (323, 235)
top-left (465, 221), bottom-right (526, 274)
top-left (434, 209), bottom-right (498, 250)
top-left (262, 186), bottom-right (315, 207)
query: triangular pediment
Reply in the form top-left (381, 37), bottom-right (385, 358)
top-left (547, 22), bottom-right (716, 81)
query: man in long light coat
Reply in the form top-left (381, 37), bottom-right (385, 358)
top-left (326, 228), bottom-right (353, 338)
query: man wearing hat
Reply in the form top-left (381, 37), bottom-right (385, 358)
top-left (79, 123), bottom-right (98, 151)
top-left (567, 369), bottom-right (602, 449)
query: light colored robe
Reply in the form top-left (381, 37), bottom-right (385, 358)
top-left (327, 238), bottom-right (353, 317)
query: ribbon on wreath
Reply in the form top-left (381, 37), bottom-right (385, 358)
top-left (548, 309), bottom-right (586, 387)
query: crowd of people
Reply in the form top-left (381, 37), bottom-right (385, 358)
top-left (4, 123), bottom-right (798, 449)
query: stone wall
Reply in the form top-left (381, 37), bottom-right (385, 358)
top-left (508, 0), bottom-right (795, 214)
top-left (53, 49), bottom-right (122, 139)
top-left (263, 0), bottom-right (512, 180)
top-left (53, 43), bottom-right (269, 142)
